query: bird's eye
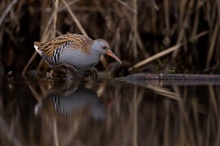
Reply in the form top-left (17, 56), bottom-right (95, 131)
top-left (102, 45), bottom-right (107, 50)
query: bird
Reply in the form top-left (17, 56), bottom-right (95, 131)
top-left (34, 33), bottom-right (121, 76)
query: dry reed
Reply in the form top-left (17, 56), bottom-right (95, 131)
top-left (0, 0), bottom-right (219, 75)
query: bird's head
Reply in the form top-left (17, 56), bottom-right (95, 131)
top-left (92, 39), bottom-right (121, 64)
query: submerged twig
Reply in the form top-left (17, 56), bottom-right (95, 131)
top-left (123, 73), bottom-right (220, 81)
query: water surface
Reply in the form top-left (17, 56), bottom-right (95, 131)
top-left (0, 76), bottom-right (220, 146)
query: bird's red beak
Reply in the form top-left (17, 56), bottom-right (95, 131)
top-left (106, 50), bottom-right (122, 64)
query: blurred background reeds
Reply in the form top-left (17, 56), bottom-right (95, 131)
top-left (0, 0), bottom-right (220, 76)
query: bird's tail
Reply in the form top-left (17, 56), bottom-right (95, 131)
top-left (34, 42), bottom-right (42, 56)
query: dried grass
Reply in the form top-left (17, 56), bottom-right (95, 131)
top-left (0, 0), bottom-right (219, 75)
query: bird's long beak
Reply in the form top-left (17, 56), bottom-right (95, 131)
top-left (106, 50), bottom-right (122, 64)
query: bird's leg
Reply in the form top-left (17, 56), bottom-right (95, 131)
top-left (48, 70), bottom-right (54, 79)
top-left (50, 63), bottom-right (81, 79)
top-left (62, 63), bottom-right (81, 77)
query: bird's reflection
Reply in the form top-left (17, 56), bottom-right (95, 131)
top-left (29, 78), bottom-right (105, 120)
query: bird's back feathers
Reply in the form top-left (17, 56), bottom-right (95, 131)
top-left (34, 34), bottom-right (94, 58)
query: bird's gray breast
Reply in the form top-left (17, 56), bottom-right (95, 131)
top-left (59, 48), bottom-right (101, 72)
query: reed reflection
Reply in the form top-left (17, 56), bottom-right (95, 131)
top-left (1, 77), bottom-right (220, 146)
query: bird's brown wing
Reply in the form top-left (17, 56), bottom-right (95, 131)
top-left (35, 33), bottom-right (94, 58)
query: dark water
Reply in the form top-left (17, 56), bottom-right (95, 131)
top-left (0, 76), bottom-right (220, 146)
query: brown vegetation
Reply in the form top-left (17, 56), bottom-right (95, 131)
top-left (0, 0), bottom-right (219, 76)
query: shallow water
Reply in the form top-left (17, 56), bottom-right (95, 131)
top-left (0, 76), bottom-right (220, 146)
